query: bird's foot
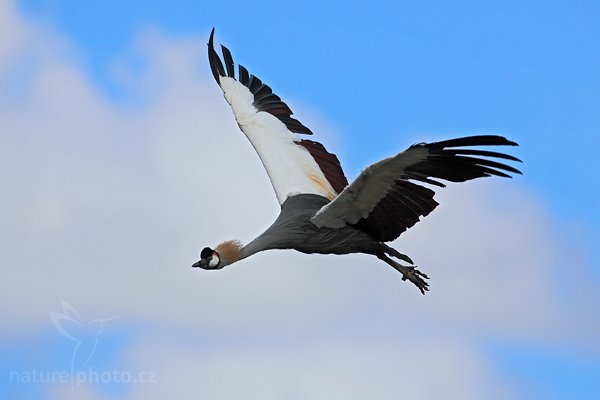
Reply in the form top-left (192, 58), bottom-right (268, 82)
top-left (397, 265), bottom-right (429, 295)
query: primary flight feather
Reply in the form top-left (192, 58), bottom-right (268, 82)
top-left (192, 29), bottom-right (522, 294)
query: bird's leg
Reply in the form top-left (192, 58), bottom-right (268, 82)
top-left (377, 254), bottom-right (429, 294)
top-left (394, 263), bottom-right (429, 295)
top-left (381, 244), bottom-right (414, 265)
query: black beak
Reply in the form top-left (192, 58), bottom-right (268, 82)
top-left (191, 258), bottom-right (209, 269)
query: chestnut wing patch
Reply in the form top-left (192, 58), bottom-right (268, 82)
top-left (295, 140), bottom-right (348, 194)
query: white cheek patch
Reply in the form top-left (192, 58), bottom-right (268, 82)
top-left (208, 254), bottom-right (220, 268)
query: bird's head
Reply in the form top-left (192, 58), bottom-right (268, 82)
top-left (192, 247), bottom-right (222, 270)
top-left (191, 240), bottom-right (243, 270)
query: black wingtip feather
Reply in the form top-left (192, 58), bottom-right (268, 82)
top-left (446, 149), bottom-right (522, 163)
top-left (207, 28), bottom-right (225, 83)
top-left (220, 45), bottom-right (235, 79)
top-left (433, 135), bottom-right (519, 149)
top-left (238, 65), bottom-right (250, 85)
top-left (453, 155), bottom-right (523, 175)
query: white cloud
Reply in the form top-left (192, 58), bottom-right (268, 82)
top-left (114, 335), bottom-right (517, 400)
top-left (2, 1), bottom-right (599, 398)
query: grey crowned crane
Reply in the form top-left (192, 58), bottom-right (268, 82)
top-left (192, 29), bottom-right (522, 294)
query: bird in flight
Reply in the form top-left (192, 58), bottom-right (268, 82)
top-left (192, 29), bottom-right (522, 294)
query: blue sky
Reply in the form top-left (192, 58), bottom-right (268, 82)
top-left (20, 0), bottom-right (600, 254)
top-left (2, 0), bottom-right (600, 399)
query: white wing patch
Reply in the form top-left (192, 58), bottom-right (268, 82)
top-left (219, 76), bottom-right (337, 204)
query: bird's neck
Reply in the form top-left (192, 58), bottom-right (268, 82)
top-left (239, 237), bottom-right (266, 261)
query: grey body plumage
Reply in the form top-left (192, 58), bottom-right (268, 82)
top-left (192, 30), bottom-right (522, 294)
top-left (243, 194), bottom-right (398, 258)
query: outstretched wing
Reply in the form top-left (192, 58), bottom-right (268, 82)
top-left (208, 29), bottom-right (348, 205)
top-left (311, 135), bottom-right (522, 242)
